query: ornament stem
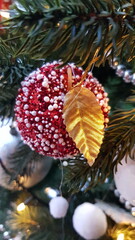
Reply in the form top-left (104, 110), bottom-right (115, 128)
top-left (67, 67), bottom-right (73, 91)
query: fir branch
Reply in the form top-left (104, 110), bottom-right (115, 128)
top-left (64, 99), bottom-right (135, 193)
top-left (0, 56), bottom-right (42, 119)
top-left (1, 0), bottom-right (135, 69)
top-left (8, 203), bottom-right (78, 240)
top-left (8, 205), bottom-right (53, 234)
top-left (0, 86), bottom-right (18, 119)
top-left (8, 141), bottom-right (35, 179)
top-left (7, 141), bottom-right (50, 181)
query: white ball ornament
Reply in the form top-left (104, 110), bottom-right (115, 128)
top-left (49, 196), bottom-right (69, 219)
top-left (114, 150), bottom-right (135, 206)
top-left (0, 120), bottom-right (53, 190)
top-left (72, 203), bottom-right (107, 240)
top-left (0, 121), bottom-right (20, 167)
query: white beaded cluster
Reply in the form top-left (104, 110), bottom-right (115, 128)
top-left (110, 58), bottom-right (135, 85)
top-left (114, 188), bottom-right (135, 215)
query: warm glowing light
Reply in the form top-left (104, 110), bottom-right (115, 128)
top-left (45, 187), bottom-right (57, 198)
top-left (132, 211), bottom-right (135, 217)
top-left (117, 233), bottom-right (125, 240)
top-left (17, 203), bottom-right (26, 212)
top-left (131, 207), bottom-right (135, 216)
top-left (0, 11), bottom-right (10, 19)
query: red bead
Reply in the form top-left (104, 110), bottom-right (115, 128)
top-left (15, 62), bottom-right (109, 159)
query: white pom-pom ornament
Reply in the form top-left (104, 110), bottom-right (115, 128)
top-left (72, 203), bottom-right (107, 240)
top-left (114, 149), bottom-right (135, 206)
top-left (49, 196), bottom-right (69, 219)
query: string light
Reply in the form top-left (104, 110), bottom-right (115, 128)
top-left (131, 207), bottom-right (135, 216)
top-left (117, 233), bottom-right (125, 240)
top-left (44, 187), bottom-right (58, 198)
top-left (17, 196), bottom-right (33, 211)
top-left (17, 202), bottom-right (26, 212)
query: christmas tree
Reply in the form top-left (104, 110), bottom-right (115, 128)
top-left (0, 0), bottom-right (135, 239)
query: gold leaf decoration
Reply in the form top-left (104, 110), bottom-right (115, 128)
top-left (63, 86), bottom-right (104, 166)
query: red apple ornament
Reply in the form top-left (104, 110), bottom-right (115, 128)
top-left (15, 62), bottom-right (109, 159)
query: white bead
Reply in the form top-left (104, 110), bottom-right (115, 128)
top-left (22, 87), bottom-right (28, 92)
top-left (37, 74), bottom-right (44, 80)
top-left (54, 115), bottom-right (58, 119)
top-left (51, 144), bottom-right (55, 149)
top-left (51, 71), bottom-right (56, 76)
top-left (3, 231), bottom-right (10, 239)
top-left (52, 61), bottom-right (57, 64)
top-left (44, 76), bottom-right (49, 81)
top-left (73, 203), bottom-right (107, 240)
top-left (125, 201), bottom-right (132, 210)
top-left (25, 82), bottom-right (30, 86)
top-left (119, 195), bottom-right (125, 204)
top-left (44, 146), bottom-right (49, 151)
top-left (63, 161), bottom-right (68, 167)
top-left (54, 134), bottom-right (59, 139)
top-left (104, 92), bottom-right (108, 97)
top-left (23, 97), bottom-right (27, 102)
top-left (31, 111), bottom-right (37, 116)
top-left (54, 87), bottom-right (59, 91)
top-left (24, 119), bottom-right (28, 123)
top-left (48, 105), bottom-right (54, 111)
top-left (54, 149), bottom-right (58, 153)
top-left (104, 107), bottom-right (108, 113)
top-left (35, 117), bottom-right (40, 122)
top-left (38, 125), bottom-right (43, 131)
top-left (97, 93), bottom-right (102, 99)
top-left (26, 123), bottom-right (31, 128)
top-left (105, 118), bottom-right (109, 123)
top-left (42, 81), bottom-right (49, 88)
top-left (29, 71), bottom-right (36, 77)
top-left (46, 140), bottom-right (50, 146)
top-left (59, 138), bottom-right (64, 144)
top-left (116, 65), bottom-right (125, 77)
top-left (53, 104), bottom-right (58, 109)
top-left (50, 99), bottom-right (54, 103)
top-left (38, 134), bottom-right (42, 138)
top-left (99, 100), bottom-right (104, 106)
top-left (16, 107), bottom-right (20, 111)
top-left (30, 79), bottom-right (35, 83)
top-left (44, 96), bottom-right (50, 102)
top-left (23, 104), bottom-right (29, 110)
top-left (49, 196), bottom-right (69, 219)
top-left (25, 110), bottom-right (29, 114)
top-left (24, 92), bottom-right (28, 96)
top-left (76, 75), bottom-right (80, 79)
top-left (16, 100), bottom-right (21, 105)
top-left (114, 189), bottom-right (120, 197)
